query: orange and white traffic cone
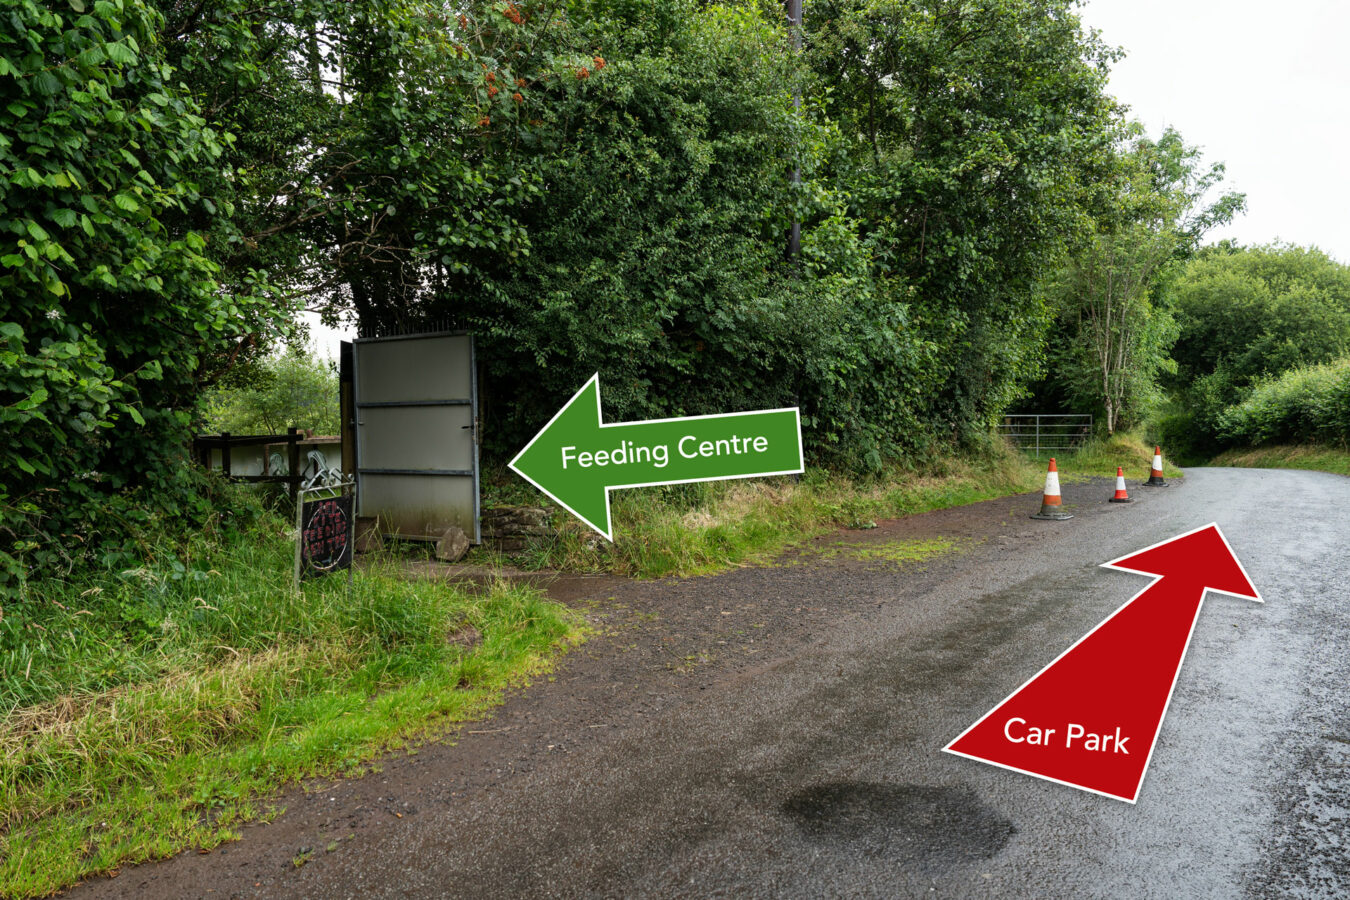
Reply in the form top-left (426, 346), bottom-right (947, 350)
top-left (1144, 446), bottom-right (1167, 487)
top-left (1030, 458), bottom-right (1073, 520)
top-left (1109, 466), bottom-right (1132, 503)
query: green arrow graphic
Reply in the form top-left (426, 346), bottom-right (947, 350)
top-left (509, 374), bottom-right (804, 540)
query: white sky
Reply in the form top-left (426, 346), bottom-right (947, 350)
top-left (301, 310), bottom-right (350, 362)
top-left (304, 1), bottom-right (1350, 357)
top-left (1079, 0), bottom-right (1350, 263)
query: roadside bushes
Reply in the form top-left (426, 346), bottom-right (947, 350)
top-left (1217, 358), bottom-right (1350, 447)
top-left (0, 1), bottom-right (288, 593)
top-left (1160, 244), bottom-right (1350, 457)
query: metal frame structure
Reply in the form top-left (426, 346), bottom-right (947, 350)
top-left (351, 330), bottom-right (481, 543)
top-left (998, 414), bottom-right (1094, 457)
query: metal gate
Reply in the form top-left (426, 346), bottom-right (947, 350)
top-left (998, 414), bottom-right (1094, 457)
top-left (351, 331), bottom-right (480, 542)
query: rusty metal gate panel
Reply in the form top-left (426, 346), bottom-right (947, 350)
top-left (352, 331), bottom-right (480, 542)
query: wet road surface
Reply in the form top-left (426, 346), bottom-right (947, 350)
top-left (73, 468), bottom-right (1350, 898)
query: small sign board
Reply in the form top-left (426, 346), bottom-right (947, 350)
top-left (295, 482), bottom-right (356, 586)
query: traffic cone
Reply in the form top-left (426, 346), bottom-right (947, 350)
top-left (1144, 446), bottom-right (1167, 486)
top-left (1030, 458), bottom-right (1073, 520)
top-left (1109, 466), bottom-right (1132, 503)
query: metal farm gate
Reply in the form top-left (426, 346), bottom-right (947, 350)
top-left (349, 331), bottom-right (480, 543)
top-left (998, 414), bottom-right (1094, 457)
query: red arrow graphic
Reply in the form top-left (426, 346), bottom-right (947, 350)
top-left (942, 523), bottom-right (1261, 803)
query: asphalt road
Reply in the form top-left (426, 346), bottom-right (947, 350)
top-left (75, 467), bottom-right (1350, 899)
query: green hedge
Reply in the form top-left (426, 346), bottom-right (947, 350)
top-left (1218, 357), bottom-right (1350, 446)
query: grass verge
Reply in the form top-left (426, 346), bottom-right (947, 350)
top-left (1208, 444), bottom-right (1350, 477)
top-left (1054, 432), bottom-right (1186, 483)
top-left (0, 500), bottom-right (584, 898)
top-left (503, 433), bottom-right (1170, 580)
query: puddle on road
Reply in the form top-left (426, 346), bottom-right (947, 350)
top-left (780, 782), bottom-right (1015, 864)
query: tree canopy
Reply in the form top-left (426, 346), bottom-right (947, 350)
top-left (1172, 243), bottom-right (1350, 386)
top-left (1042, 128), bottom-right (1244, 433)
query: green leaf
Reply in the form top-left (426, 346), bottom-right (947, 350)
top-left (105, 41), bottom-right (137, 66)
top-left (33, 71), bottom-right (61, 97)
top-left (16, 387), bottom-right (49, 410)
top-left (120, 402), bottom-right (146, 426)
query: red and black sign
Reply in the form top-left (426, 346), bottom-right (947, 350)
top-left (301, 494), bottom-right (352, 577)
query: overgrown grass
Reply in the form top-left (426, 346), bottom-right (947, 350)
top-left (0, 498), bottom-right (584, 898)
top-left (498, 432), bottom-right (1178, 580)
top-left (1053, 432), bottom-right (1186, 482)
top-left (1209, 444), bottom-right (1350, 477)
top-left (515, 453), bottom-right (1034, 579)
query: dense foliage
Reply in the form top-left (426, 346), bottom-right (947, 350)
top-left (0, 0), bottom-right (290, 592)
top-left (1156, 243), bottom-right (1350, 457)
top-left (177, 0), bottom-right (1127, 468)
top-left (1216, 357), bottom-right (1350, 448)
top-left (1040, 129), bottom-right (1243, 433)
top-left (807, 0), bottom-right (1122, 441)
top-left (445, 3), bottom-right (886, 456)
